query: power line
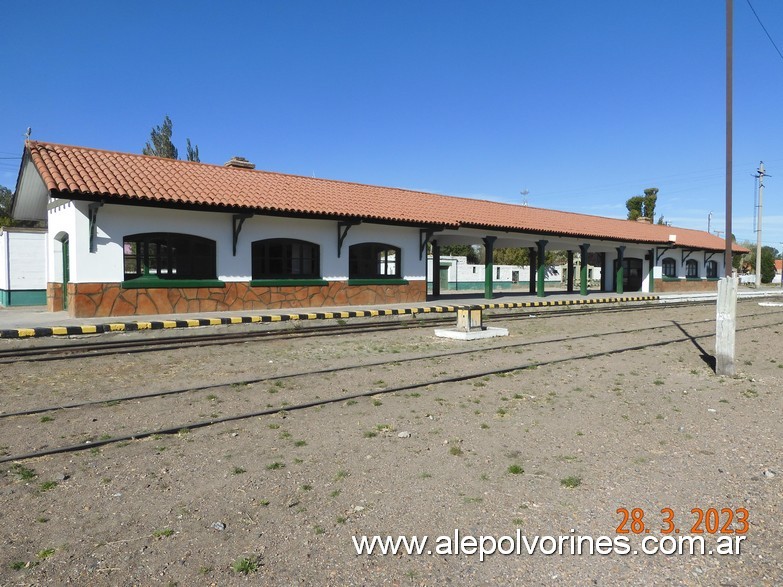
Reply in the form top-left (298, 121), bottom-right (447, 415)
top-left (745, 0), bottom-right (783, 64)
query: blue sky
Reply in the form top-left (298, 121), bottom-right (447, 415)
top-left (2, 0), bottom-right (782, 250)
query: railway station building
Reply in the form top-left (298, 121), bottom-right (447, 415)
top-left (9, 140), bottom-right (746, 317)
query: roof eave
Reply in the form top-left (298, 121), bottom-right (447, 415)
top-left (49, 190), bottom-right (456, 229)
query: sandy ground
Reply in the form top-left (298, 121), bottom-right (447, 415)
top-left (0, 300), bottom-right (781, 586)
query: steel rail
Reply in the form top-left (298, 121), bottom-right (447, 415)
top-left (0, 299), bottom-right (728, 365)
top-left (2, 314), bottom-right (781, 464)
top-left (0, 308), bottom-right (760, 419)
top-left (1, 307), bottom-right (778, 420)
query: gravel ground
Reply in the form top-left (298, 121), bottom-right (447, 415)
top-left (0, 301), bottom-right (781, 586)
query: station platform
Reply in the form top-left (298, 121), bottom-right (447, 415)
top-left (0, 289), bottom-right (779, 339)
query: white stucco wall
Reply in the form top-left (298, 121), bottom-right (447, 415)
top-left (654, 251), bottom-right (724, 280)
top-left (47, 203), bottom-right (427, 283)
top-left (427, 256), bottom-right (563, 284)
top-left (43, 199), bottom-right (729, 293)
top-left (47, 200), bottom-right (80, 282)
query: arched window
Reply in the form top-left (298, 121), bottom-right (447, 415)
top-left (123, 233), bottom-right (216, 281)
top-left (252, 238), bottom-right (320, 279)
top-left (662, 257), bottom-right (677, 278)
top-left (686, 259), bottom-right (699, 278)
top-left (349, 243), bottom-right (400, 279)
top-left (706, 260), bottom-right (718, 278)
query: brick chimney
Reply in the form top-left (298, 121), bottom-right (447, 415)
top-left (224, 156), bottom-right (255, 170)
top-left (635, 217), bottom-right (652, 223)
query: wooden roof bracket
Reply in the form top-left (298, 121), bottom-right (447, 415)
top-left (337, 220), bottom-right (361, 258)
top-left (704, 251), bottom-right (717, 263)
top-left (655, 246), bottom-right (673, 263)
top-left (681, 249), bottom-right (696, 264)
top-left (419, 226), bottom-right (444, 260)
top-left (88, 202), bottom-right (103, 253)
top-left (232, 213), bottom-right (253, 256)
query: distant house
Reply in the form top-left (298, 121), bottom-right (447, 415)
top-left (426, 255), bottom-right (566, 291)
top-left (773, 260), bottom-right (783, 285)
top-left (10, 140), bottom-right (748, 317)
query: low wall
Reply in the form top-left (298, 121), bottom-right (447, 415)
top-left (654, 278), bottom-right (719, 293)
top-left (50, 281), bottom-right (427, 318)
top-left (1, 289), bottom-right (46, 307)
top-left (47, 283), bottom-right (65, 312)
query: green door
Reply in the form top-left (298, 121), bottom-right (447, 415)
top-left (439, 265), bottom-right (450, 290)
top-left (62, 236), bottom-right (70, 310)
top-left (622, 258), bottom-right (643, 292)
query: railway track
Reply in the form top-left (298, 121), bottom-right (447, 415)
top-left (0, 299), bottom-right (726, 365)
top-left (1, 302), bottom-right (780, 464)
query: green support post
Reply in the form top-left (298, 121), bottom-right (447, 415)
top-left (579, 243), bottom-right (590, 296)
top-left (616, 246), bottom-right (625, 294)
top-left (528, 247), bottom-right (537, 294)
top-left (648, 248), bottom-right (655, 293)
top-left (431, 240), bottom-right (441, 297)
top-left (483, 236), bottom-right (496, 299)
top-left (536, 240), bottom-right (548, 298)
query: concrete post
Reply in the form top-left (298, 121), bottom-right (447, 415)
top-left (431, 239), bottom-right (441, 297)
top-left (715, 276), bottom-right (738, 376)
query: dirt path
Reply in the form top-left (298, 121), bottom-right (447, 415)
top-left (1, 301), bottom-right (781, 585)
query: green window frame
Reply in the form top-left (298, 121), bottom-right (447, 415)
top-left (349, 242), bottom-right (401, 279)
top-left (123, 233), bottom-right (217, 281)
top-left (251, 238), bottom-right (320, 280)
top-left (686, 259), bottom-right (699, 278)
top-left (662, 257), bottom-right (677, 278)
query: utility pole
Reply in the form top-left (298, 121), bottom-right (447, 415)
top-left (708, 211), bottom-right (713, 234)
top-left (716, 0), bottom-right (736, 377)
top-left (754, 162), bottom-right (766, 288)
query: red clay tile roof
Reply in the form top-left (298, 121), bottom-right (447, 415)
top-left (26, 140), bottom-right (746, 253)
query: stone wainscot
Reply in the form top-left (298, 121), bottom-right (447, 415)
top-left (48, 281), bottom-right (427, 318)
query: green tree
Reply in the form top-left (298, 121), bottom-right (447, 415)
top-left (626, 187), bottom-right (659, 221)
top-left (186, 138), bottom-right (200, 162)
top-left (142, 116), bottom-right (200, 161)
top-left (493, 247), bottom-right (528, 266)
top-left (742, 246), bottom-right (778, 283)
top-left (440, 244), bottom-right (480, 264)
top-left (0, 185), bottom-right (13, 225)
top-left (757, 246), bottom-right (777, 283)
top-left (733, 239), bottom-right (753, 272)
top-left (643, 187), bottom-right (658, 219)
top-left (143, 115), bottom-right (178, 159)
top-left (761, 248), bottom-right (777, 283)
top-left (625, 195), bottom-right (644, 220)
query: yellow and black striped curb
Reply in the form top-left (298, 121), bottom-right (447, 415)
top-left (0, 295), bottom-right (659, 339)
